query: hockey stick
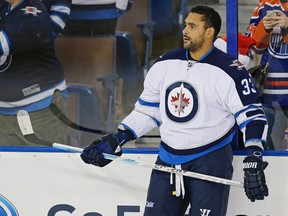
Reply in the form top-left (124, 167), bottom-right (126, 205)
top-left (17, 110), bottom-right (244, 188)
top-left (52, 143), bottom-right (244, 188)
top-left (50, 102), bottom-right (161, 138)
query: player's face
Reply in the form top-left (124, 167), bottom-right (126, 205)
top-left (182, 13), bottom-right (207, 52)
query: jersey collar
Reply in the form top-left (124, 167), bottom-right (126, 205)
top-left (185, 45), bottom-right (215, 62)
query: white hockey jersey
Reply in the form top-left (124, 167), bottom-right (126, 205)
top-left (120, 47), bottom-right (268, 164)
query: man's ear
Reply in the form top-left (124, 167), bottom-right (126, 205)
top-left (206, 27), bottom-right (215, 39)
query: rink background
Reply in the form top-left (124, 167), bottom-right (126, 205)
top-left (0, 147), bottom-right (286, 216)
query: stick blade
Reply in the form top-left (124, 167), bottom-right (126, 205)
top-left (17, 110), bottom-right (34, 135)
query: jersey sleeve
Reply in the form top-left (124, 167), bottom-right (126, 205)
top-left (119, 64), bottom-right (162, 138)
top-left (245, 2), bottom-right (272, 52)
top-left (49, 0), bottom-right (71, 35)
top-left (218, 64), bottom-right (267, 149)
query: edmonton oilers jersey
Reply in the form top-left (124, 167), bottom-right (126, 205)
top-left (262, 31), bottom-right (288, 106)
top-left (120, 47), bottom-right (267, 164)
top-left (246, 1), bottom-right (288, 106)
top-left (0, 0), bottom-right (66, 109)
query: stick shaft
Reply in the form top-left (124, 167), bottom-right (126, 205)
top-left (53, 143), bottom-right (243, 188)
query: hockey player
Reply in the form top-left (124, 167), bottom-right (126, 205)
top-left (0, 0), bottom-right (69, 145)
top-left (80, 5), bottom-right (269, 215)
top-left (246, 0), bottom-right (288, 150)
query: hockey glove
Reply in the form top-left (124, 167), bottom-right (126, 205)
top-left (243, 153), bottom-right (269, 202)
top-left (80, 134), bottom-right (122, 167)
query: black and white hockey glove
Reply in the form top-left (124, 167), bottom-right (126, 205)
top-left (80, 129), bottom-right (135, 167)
top-left (243, 152), bottom-right (269, 202)
top-left (80, 134), bottom-right (122, 167)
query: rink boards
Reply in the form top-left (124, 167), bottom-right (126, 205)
top-left (0, 147), bottom-right (286, 216)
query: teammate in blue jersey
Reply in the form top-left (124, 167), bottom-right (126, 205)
top-left (0, 0), bottom-right (70, 145)
top-left (80, 5), bottom-right (269, 215)
top-left (246, 0), bottom-right (288, 150)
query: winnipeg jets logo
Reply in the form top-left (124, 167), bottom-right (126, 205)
top-left (21, 6), bottom-right (42, 16)
top-left (165, 82), bottom-right (198, 123)
top-left (229, 59), bottom-right (245, 70)
top-left (171, 84), bottom-right (190, 116)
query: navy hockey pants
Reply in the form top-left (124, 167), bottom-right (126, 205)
top-left (144, 144), bottom-right (233, 216)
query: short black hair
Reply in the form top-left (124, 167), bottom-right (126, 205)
top-left (190, 5), bottom-right (221, 40)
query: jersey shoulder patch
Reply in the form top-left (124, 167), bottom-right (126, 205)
top-left (205, 48), bottom-right (246, 73)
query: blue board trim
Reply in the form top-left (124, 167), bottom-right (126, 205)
top-left (0, 147), bottom-right (287, 156)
